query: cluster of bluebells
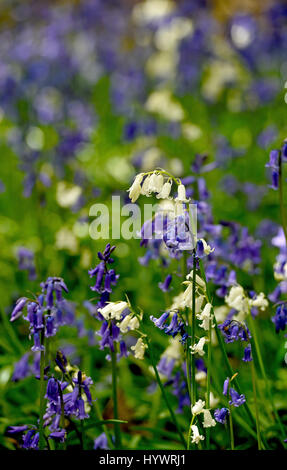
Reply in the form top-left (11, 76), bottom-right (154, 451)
top-left (8, 350), bottom-right (93, 449)
top-left (10, 277), bottom-right (73, 352)
top-left (88, 243), bottom-right (119, 310)
top-left (219, 320), bottom-right (252, 362)
top-left (44, 369), bottom-right (93, 434)
top-left (223, 377), bottom-right (246, 407)
top-left (130, 159), bottom-right (262, 307)
top-left (88, 244), bottom-right (147, 360)
top-left (214, 377), bottom-right (246, 426)
top-left (150, 311), bottom-right (187, 343)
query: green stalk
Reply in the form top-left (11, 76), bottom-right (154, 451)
top-left (148, 341), bottom-right (187, 449)
top-left (229, 406), bottom-right (235, 450)
top-left (182, 251), bottom-right (192, 401)
top-left (205, 315), bottom-right (212, 449)
top-left (187, 415), bottom-right (195, 450)
top-left (191, 251), bottom-right (197, 406)
top-left (250, 358), bottom-right (262, 450)
top-left (38, 335), bottom-right (46, 450)
top-left (111, 347), bottom-right (121, 449)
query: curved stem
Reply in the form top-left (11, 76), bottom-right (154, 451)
top-left (187, 415), bottom-right (195, 450)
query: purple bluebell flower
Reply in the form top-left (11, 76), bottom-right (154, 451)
top-left (266, 149), bottom-right (280, 190)
top-left (159, 274), bottom-right (172, 293)
top-left (214, 407), bottom-right (230, 424)
top-left (219, 320), bottom-right (251, 344)
top-left (7, 425), bottom-right (29, 434)
top-left (22, 429), bottom-right (39, 449)
top-left (94, 433), bottom-right (109, 450)
top-left (150, 312), bottom-right (170, 329)
top-left (49, 429), bottom-right (66, 443)
top-left (229, 388), bottom-right (246, 407)
top-left (223, 377), bottom-right (230, 396)
top-left (272, 304), bottom-right (287, 333)
top-left (45, 378), bottom-right (60, 404)
top-left (10, 297), bottom-right (28, 322)
top-left (242, 344), bottom-right (252, 362)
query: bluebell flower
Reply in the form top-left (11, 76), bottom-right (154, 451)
top-left (223, 377), bottom-right (230, 396)
top-left (49, 429), bottom-right (66, 443)
top-left (7, 425), bottom-right (29, 434)
top-left (219, 319), bottom-right (251, 344)
top-left (22, 429), bottom-right (39, 449)
top-left (45, 378), bottom-right (60, 404)
top-left (214, 407), bottom-right (230, 424)
top-left (94, 432), bottom-right (109, 450)
top-left (266, 149), bottom-right (280, 190)
top-left (229, 388), bottom-right (246, 407)
top-left (10, 297), bottom-right (28, 322)
top-left (150, 312), bottom-right (186, 340)
top-left (272, 304), bottom-right (287, 333)
top-left (150, 312), bottom-right (169, 329)
top-left (242, 344), bottom-right (252, 362)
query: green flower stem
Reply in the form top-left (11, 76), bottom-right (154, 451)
top-left (148, 340), bottom-right (187, 449)
top-left (205, 316), bottom-right (212, 449)
top-left (229, 406), bottom-right (235, 450)
top-left (182, 251), bottom-right (192, 401)
top-left (111, 347), bottom-right (121, 449)
top-left (187, 415), bottom-right (195, 450)
top-left (248, 314), bottom-right (286, 446)
top-left (38, 334), bottom-right (46, 450)
top-left (250, 358), bottom-right (262, 450)
top-left (191, 251), bottom-right (197, 406)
